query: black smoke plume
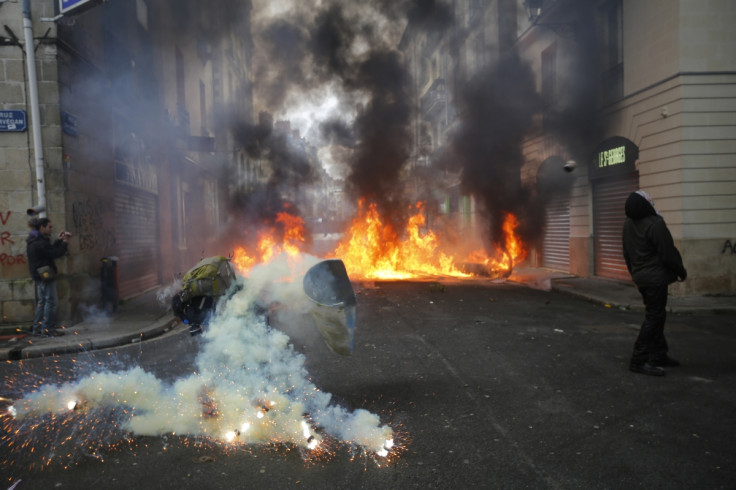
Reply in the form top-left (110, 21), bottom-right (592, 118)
top-left (250, 1), bottom-right (602, 257)
top-left (252, 0), bottom-right (455, 230)
top-left (309, 4), bottom-right (412, 225)
top-left (441, 52), bottom-right (544, 249)
top-left (315, 1), bottom-right (454, 228)
top-left (224, 113), bottom-right (316, 250)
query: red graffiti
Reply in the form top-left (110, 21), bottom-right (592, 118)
top-left (1, 231), bottom-right (13, 246)
top-left (0, 253), bottom-right (26, 266)
top-left (0, 210), bottom-right (9, 225)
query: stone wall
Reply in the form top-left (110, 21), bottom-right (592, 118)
top-left (0, 0), bottom-right (66, 324)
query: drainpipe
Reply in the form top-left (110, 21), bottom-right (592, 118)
top-left (22, 0), bottom-right (46, 218)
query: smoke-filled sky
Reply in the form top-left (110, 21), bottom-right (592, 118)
top-left (248, 0), bottom-right (418, 227)
top-left (238, 0), bottom-right (591, 251)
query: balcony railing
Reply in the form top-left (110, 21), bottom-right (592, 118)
top-left (421, 78), bottom-right (446, 118)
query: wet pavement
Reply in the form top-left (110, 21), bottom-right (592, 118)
top-left (1, 271), bottom-right (735, 489)
top-left (0, 290), bottom-right (176, 361)
top-left (1, 268), bottom-right (734, 361)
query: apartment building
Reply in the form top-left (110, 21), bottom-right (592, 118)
top-left (0, 0), bottom-right (255, 324)
top-left (401, 0), bottom-right (735, 296)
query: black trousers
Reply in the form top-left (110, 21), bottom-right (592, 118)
top-left (631, 284), bottom-right (669, 364)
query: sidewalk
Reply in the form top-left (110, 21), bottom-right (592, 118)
top-left (510, 267), bottom-right (736, 314)
top-left (1, 270), bottom-right (733, 361)
top-left (550, 275), bottom-right (736, 314)
top-left (0, 289), bottom-right (177, 361)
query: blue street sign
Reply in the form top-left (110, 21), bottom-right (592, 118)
top-left (61, 111), bottom-right (78, 136)
top-left (0, 110), bottom-right (27, 132)
top-left (59, 0), bottom-right (96, 14)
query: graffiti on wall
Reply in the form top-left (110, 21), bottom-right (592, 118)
top-left (0, 210), bottom-right (27, 266)
top-left (72, 198), bottom-right (115, 252)
top-left (722, 240), bottom-right (736, 255)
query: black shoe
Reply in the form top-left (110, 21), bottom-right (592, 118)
top-left (629, 362), bottom-right (666, 376)
top-left (44, 329), bottom-right (65, 337)
top-left (651, 356), bottom-right (680, 367)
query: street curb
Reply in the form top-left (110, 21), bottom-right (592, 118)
top-left (550, 283), bottom-right (736, 316)
top-left (0, 315), bottom-right (176, 361)
top-left (550, 284), bottom-right (639, 312)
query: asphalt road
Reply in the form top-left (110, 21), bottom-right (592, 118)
top-left (2, 280), bottom-right (735, 489)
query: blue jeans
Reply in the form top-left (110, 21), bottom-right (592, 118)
top-left (33, 280), bottom-right (58, 334)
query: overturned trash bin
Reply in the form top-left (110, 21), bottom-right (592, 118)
top-left (303, 259), bottom-right (356, 356)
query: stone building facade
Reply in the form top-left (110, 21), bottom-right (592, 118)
top-left (0, 0), bottom-right (255, 326)
top-left (401, 0), bottom-right (735, 297)
top-left (518, 0), bottom-right (736, 296)
top-left (0, 1), bottom-right (61, 324)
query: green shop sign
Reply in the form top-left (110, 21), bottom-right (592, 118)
top-left (589, 136), bottom-right (638, 180)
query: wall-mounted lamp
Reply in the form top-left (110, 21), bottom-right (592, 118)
top-left (525, 0), bottom-right (543, 21)
top-left (524, 0), bottom-right (576, 38)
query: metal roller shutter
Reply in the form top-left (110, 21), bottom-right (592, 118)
top-left (542, 195), bottom-right (570, 271)
top-left (593, 173), bottom-right (638, 280)
top-left (114, 188), bottom-right (160, 299)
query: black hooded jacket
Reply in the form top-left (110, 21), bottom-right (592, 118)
top-left (27, 230), bottom-right (68, 281)
top-left (622, 192), bottom-right (687, 287)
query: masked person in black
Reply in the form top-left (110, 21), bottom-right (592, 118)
top-left (622, 191), bottom-right (687, 376)
top-left (27, 218), bottom-right (71, 337)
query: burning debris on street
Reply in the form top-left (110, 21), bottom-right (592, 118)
top-left (333, 200), bottom-right (527, 280)
top-left (230, 201), bottom-right (526, 281)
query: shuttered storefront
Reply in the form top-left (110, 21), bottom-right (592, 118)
top-left (593, 173), bottom-right (638, 280)
top-left (542, 195), bottom-right (570, 271)
top-left (114, 187), bottom-right (160, 299)
top-left (537, 156), bottom-right (573, 272)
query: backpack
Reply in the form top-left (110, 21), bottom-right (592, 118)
top-left (179, 256), bottom-right (236, 302)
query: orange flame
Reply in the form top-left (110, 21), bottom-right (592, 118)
top-left (277, 211), bottom-right (306, 257)
top-left (466, 212), bottom-right (527, 277)
top-left (231, 211), bottom-right (307, 275)
top-left (231, 201), bottom-right (527, 281)
top-left (332, 200), bottom-right (471, 280)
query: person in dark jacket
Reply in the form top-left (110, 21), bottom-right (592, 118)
top-left (27, 218), bottom-right (71, 336)
top-left (622, 190), bottom-right (687, 376)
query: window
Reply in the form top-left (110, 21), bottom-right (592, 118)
top-left (204, 179), bottom-right (218, 227)
top-left (178, 179), bottom-right (189, 248)
top-left (541, 43), bottom-right (557, 130)
top-left (469, 0), bottom-right (481, 20)
top-left (176, 48), bottom-right (188, 130)
top-left (420, 58), bottom-right (429, 87)
top-left (200, 80), bottom-right (207, 135)
top-left (599, 0), bottom-right (623, 104)
top-left (136, 0), bottom-right (148, 30)
top-left (542, 43), bottom-right (557, 107)
top-left (176, 48), bottom-right (185, 107)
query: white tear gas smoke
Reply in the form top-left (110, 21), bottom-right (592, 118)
top-left (156, 278), bottom-right (182, 308)
top-left (6, 254), bottom-right (394, 466)
top-left (78, 303), bottom-right (112, 325)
